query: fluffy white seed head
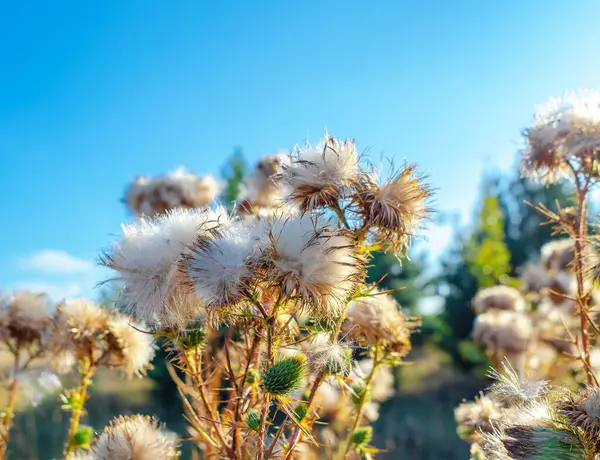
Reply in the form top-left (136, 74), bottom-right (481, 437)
top-left (540, 239), bottom-right (574, 273)
top-left (472, 286), bottom-right (527, 315)
top-left (103, 207), bottom-right (231, 327)
top-left (125, 168), bottom-right (220, 216)
top-left (279, 135), bottom-right (359, 211)
top-left (264, 215), bottom-right (363, 317)
top-left (345, 290), bottom-right (414, 354)
top-left (185, 219), bottom-right (267, 315)
top-left (472, 310), bottom-right (532, 354)
top-left (522, 90), bottom-right (600, 183)
top-left (0, 291), bottom-right (52, 343)
top-left (92, 415), bottom-right (180, 460)
top-left (238, 154), bottom-right (289, 214)
top-left (106, 316), bottom-right (156, 378)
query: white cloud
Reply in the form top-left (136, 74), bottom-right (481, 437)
top-left (19, 250), bottom-right (94, 274)
top-left (13, 281), bottom-right (82, 301)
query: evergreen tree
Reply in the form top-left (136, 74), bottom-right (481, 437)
top-left (220, 147), bottom-right (247, 205)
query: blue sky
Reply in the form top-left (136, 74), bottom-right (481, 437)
top-left (2, 1), bottom-right (600, 300)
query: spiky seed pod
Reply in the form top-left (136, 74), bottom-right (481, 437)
top-left (502, 426), bottom-right (585, 460)
top-left (278, 134), bottom-right (359, 212)
top-left (351, 426), bottom-right (373, 447)
top-left (92, 414), bottom-right (180, 460)
top-left (472, 286), bottom-right (527, 314)
top-left (0, 291), bottom-right (52, 344)
top-left (354, 164), bottom-right (431, 255)
top-left (101, 207), bottom-right (232, 328)
top-left (521, 90), bottom-right (600, 183)
top-left (558, 387), bottom-right (600, 439)
top-left (351, 382), bottom-right (369, 406)
top-left (177, 323), bottom-right (207, 352)
top-left (262, 214), bottom-right (365, 317)
top-left (246, 411), bottom-right (261, 432)
top-left (124, 168), bottom-right (219, 216)
top-left (262, 355), bottom-right (306, 396)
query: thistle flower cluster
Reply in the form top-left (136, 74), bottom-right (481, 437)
top-left (48, 298), bottom-right (155, 378)
top-left (125, 168), bottom-right (219, 216)
top-left (521, 90), bottom-right (600, 183)
top-left (99, 133), bottom-right (431, 459)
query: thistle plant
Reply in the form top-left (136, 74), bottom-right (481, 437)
top-left (102, 133), bottom-right (432, 459)
top-left (0, 292), bottom-right (52, 457)
top-left (457, 90), bottom-right (600, 459)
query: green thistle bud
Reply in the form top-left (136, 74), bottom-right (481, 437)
top-left (247, 410), bottom-right (261, 432)
top-left (294, 403), bottom-right (309, 421)
top-left (73, 425), bottom-right (94, 448)
top-left (351, 382), bottom-right (369, 406)
top-left (262, 355), bottom-right (306, 396)
top-left (246, 368), bottom-right (260, 386)
top-left (179, 324), bottom-right (207, 351)
top-left (351, 426), bottom-right (373, 447)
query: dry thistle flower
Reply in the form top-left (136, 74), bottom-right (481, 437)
top-left (102, 207), bottom-right (232, 327)
top-left (540, 239), bottom-right (574, 273)
top-left (0, 291), bottom-right (51, 344)
top-left (472, 310), bottom-right (532, 359)
top-left (263, 215), bottom-right (364, 317)
top-left (521, 90), bottom-right (600, 183)
top-left (454, 394), bottom-right (500, 442)
top-left (184, 219), bottom-right (266, 315)
top-left (105, 316), bottom-right (156, 378)
top-left (125, 168), bottom-right (219, 216)
top-left (237, 153), bottom-right (289, 214)
top-left (345, 290), bottom-right (415, 355)
top-left (472, 286), bottom-right (527, 315)
top-left (278, 134), bottom-right (359, 211)
top-left (91, 414), bottom-right (180, 460)
top-left (558, 387), bottom-right (600, 439)
top-left (354, 164), bottom-right (431, 254)
top-left (47, 298), bottom-right (110, 372)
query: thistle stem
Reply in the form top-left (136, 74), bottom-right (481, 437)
top-left (282, 370), bottom-right (325, 460)
top-left (341, 349), bottom-right (381, 459)
top-left (573, 184), bottom-right (594, 385)
top-left (0, 348), bottom-right (21, 459)
top-left (63, 363), bottom-right (95, 458)
top-left (256, 394), bottom-right (271, 460)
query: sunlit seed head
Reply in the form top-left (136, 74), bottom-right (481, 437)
top-left (278, 134), bottom-right (359, 211)
top-left (92, 414), bottom-right (180, 460)
top-left (472, 286), bottom-right (527, 315)
top-left (237, 153), bottom-right (289, 215)
top-left (472, 310), bottom-right (532, 354)
top-left (105, 316), bottom-right (156, 378)
top-left (521, 90), bottom-right (600, 183)
top-left (305, 336), bottom-right (353, 377)
top-left (124, 168), bottom-right (219, 216)
top-left (101, 207), bottom-right (231, 327)
top-left (540, 239), bottom-right (574, 273)
top-left (185, 219), bottom-right (266, 317)
top-left (263, 215), bottom-right (364, 317)
top-left (486, 361), bottom-right (549, 405)
top-left (0, 291), bottom-right (52, 343)
top-left (354, 164), bottom-right (431, 256)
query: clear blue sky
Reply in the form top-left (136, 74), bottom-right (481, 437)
top-left (2, 1), bottom-right (600, 300)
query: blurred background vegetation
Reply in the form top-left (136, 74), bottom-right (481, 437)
top-left (2, 150), bottom-right (572, 459)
